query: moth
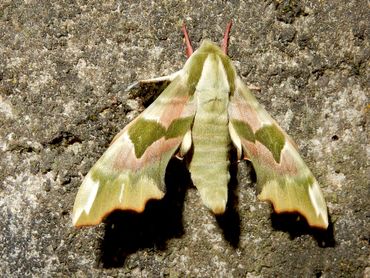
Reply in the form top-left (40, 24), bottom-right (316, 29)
top-left (72, 22), bottom-right (329, 229)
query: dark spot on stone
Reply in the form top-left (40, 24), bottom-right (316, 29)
top-left (278, 26), bottom-right (296, 45)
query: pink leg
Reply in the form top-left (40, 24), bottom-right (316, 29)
top-left (182, 23), bottom-right (194, 58)
top-left (221, 21), bottom-right (233, 55)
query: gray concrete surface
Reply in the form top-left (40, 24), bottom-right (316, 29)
top-left (0, 1), bottom-right (368, 277)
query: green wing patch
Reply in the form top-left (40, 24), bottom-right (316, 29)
top-left (128, 119), bottom-right (166, 158)
top-left (166, 116), bottom-right (194, 139)
top-left (255, 124), bottom-right (285, 163)
top-left (128, 117), bottom-right (194, 158)
top-left (230, 119), bottom-right (255, 142)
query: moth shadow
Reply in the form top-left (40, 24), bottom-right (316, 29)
top-left (239, 163), bottom-right (335, 247)
top-left (99, 158), bottom-right (189, 268)
top-left (216, 158), bottom-right (241, 248)
top-left (270, 213), bottom-right (336, 247)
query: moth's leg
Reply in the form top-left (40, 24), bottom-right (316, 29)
top-left (248, 84), bottom-right (261, 91)
top-left (125, 70), bottom-right (183, 91)
top-left (138, 70), bottom-right (182, 83)
top-left (221, 21), bottom-right (233, 54)
top-left (182, 23), bottom-right (194, 57)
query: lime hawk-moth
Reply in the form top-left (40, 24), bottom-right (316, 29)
top-left (72, 22), bottom-right (328, 229)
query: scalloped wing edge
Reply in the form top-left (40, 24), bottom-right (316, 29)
top-left (72, 73), bottom-right (196, 227)
top-left (229, 78), bottom-right (328, 229)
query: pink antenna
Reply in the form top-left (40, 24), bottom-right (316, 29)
top-left (182, 23), bottom-right (194, 58)
top-left (221, 21), bottom-right (233, 54)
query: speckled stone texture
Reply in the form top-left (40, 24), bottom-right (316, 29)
top-left (0, 1), bottom-right (368, 277)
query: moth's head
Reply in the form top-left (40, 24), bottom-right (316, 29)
top-left (181, 21), bottom-right (233, 58)
top-left (195, 40), bottom-right (227, 57)
top-left (182, 40), bottom-right (236, 92)
top-left (181, 22), bottom-right (236, 90)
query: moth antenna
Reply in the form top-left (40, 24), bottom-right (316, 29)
top-left (221, 20), bottom-right (233, 54)
top-left (182, 23), bottom-right (194, 58)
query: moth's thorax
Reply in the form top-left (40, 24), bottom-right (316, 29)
top-left (184, 40), bottom-right (237, 94)
top-left (194, 53), bottom-right (230, 113)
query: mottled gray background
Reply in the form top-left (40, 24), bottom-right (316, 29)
top-left (0, 1), bottom-right (369, 277)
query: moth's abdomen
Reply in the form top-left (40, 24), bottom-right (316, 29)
top-left (189, 112), bottom-right (230, 214)
top-left (187, 52), bottom-right (232, 214)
